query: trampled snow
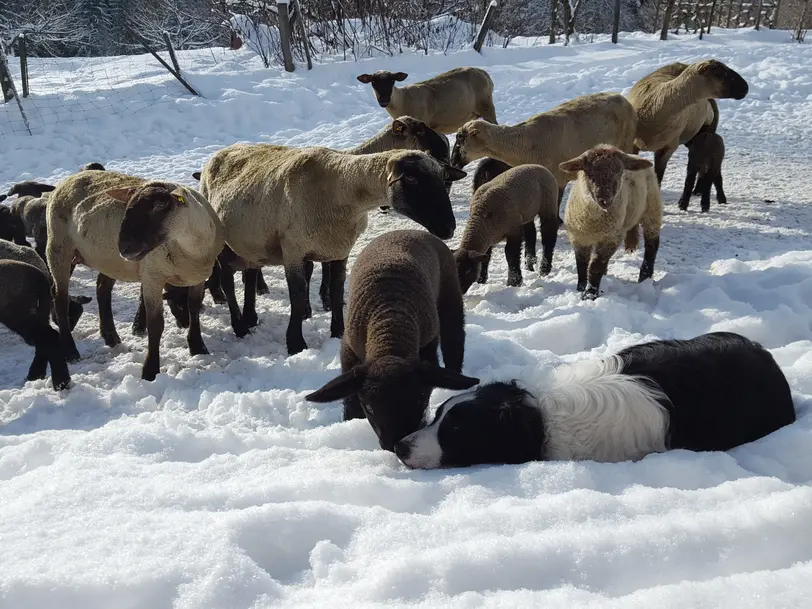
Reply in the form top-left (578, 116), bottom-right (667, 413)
top-left (2, 28), bottom-right (812, 608)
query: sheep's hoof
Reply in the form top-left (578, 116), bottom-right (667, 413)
top-left (131, 323), bottom-right (147, 337)
top-left (243, 312), bottom-right (259, 328)
top-left (700, 206), bottom-right (710, 213)
top-left (677, 200), bottom-right (689, 211)
top-left (539, 260), bottom-right (552, 277)
top-left (303, 305), bottom-right (313, 321)
top-left (506, 273), bottom-right (523, 287)
top-left (189, 343), bottom-right (209, 356)
top-left (256, 283), bottom-right (270, 296)
top-left (53, 377), bottom-right (72, 391)
top-left (141, 360), bottom-right (159, 382)
top-left (525, 257), bottom-right (537, 272)
top-left (581, 288), bottom-right (600, 301)
top-left (102, 331), bottom-right (122, 348)
top-left (638, 266), bottom-right (654, 283)
top-left (64, 347), bottom-right (81, 363)
top-left (209, 291), bottom-right (227, 305)
top-left (321, 301), bottom-right (331, 312)
top-left (717, 195), bottom-right (728, 205)
top-left (576, 281), bottom-right (587, 292)
top-left (287, 336), bottom-right (307, 356)
top-left (232, 322), bottom-right (250, 339)
top-left (26, 369), bottom-right (47, 382)
top-left (330, 323), bottom-right (344, 339)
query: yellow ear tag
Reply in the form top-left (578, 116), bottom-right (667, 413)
top-left (176, 195), bottom-right (185, 204)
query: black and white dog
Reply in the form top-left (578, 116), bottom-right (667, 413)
top-left (394, 332), bottom-right (796, 469)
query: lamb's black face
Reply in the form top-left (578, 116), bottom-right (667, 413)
top-left (394, 381), bottom-right (545, 469)
top-left (115, 184), bottom-right (183, 262)
top-left (357, 71), bottom-right (408, 107)
top-left (0, 207), bottom-right (28, 246)
top-left (163, 285), bottom-right (191, 329)
top-left (387, 154), bottom-right (458, 240)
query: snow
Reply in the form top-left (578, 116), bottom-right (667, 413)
top-left (3, 27), bottom-right (812, 608)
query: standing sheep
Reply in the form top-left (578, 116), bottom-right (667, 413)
top-left (678, 132), bottom-right (726, 212)
top-left (454, 165), bottom-right (560, 293)
top-left (356, 67), bottom-right (497, 134)
top-left (559, 145), bottom-right (662, 300)
top-left (0, 206), bottom-right (28, 246)
top-left (627, 59), bottom-right (748, 183)
top-left (306, 230), bottom-right (480, 451)
top-left (199, 144), bottom-right (465, 355)
top-left (451, 92), bottom-right (638, 219)
top-left (46, 170), bottom-right (225, 381)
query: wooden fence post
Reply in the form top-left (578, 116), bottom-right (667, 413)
top-left (660, 0), bottom-right (677, 39)
top-left (0, 46), bottom-right (15, 103)
top-left (277, 1), bottom-right (295, 72)
top-left (550, 0), bottom-right (558, 43)
top-left (797, 0), bottom-right (810, 40)
top-left (754, 0), bottom-right (764, 28)
top-left (707, 0), bottom-right (718, 32)
top-left (611, 0), bottom-right (622, 42)
top-left (17, 34), bottom-right (29, 98)
top-left (130, 29), bottom-right (200, 96)
top-left (474, 0), bottom-right (498, 53)
top-left (291, 0), bottom-right (312, 70)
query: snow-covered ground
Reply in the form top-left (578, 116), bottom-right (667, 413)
top-left (2, 27), bottom-right (812, 608)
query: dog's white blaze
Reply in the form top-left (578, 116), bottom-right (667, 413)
top-left (400, 393), bottom-right (473, 469)
top-left (539, 355), bottom-right (670, 462)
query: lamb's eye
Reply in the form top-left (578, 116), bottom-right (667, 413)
top-left (154, 199), bottom-right (169, 209)
top-left (404, 175), bottom-right (417, 184)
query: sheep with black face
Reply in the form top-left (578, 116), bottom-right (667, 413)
top-left (198, 144), bottom-right (465, 355)
top-left (46, 169), bottom-right (225, 381)
top-left (306, 230), bottom-right (479, 451)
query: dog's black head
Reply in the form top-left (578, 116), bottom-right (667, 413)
top-left (394, 381), bottom-right (545, 469)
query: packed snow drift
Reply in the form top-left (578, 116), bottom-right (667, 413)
top-left (2, 27), bottom-right (812, 608)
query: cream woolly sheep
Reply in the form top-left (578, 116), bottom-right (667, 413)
top-left (356, 67), bottom-right (497, 134)
top-left (199, 144), bottom-right (466, 355)
top-left (627, 59), bottom-right (748, 184)
top-left (46, 170), bottom-right (225, 381)
top-left (559, 145), bottom-right (662, 300)
top-left (451, 92), bottom-right (637, 218)
top-left (454, 164), bottom-right (560, 293)
top-left (305, 229), bottom-right (480, 451)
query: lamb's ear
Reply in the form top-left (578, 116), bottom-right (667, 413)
top-left (391, 119), bottom-right (406, 135)
top-left (413, 120), bottom-right (426, 135)
top-left (393, 72), bottom-right (408, 82)
top-left (72, 295), bottom-right (93, 305)
top-left (192, 171), bottom-right (201, 181)
top-left (468, 127), bottom-right (480, 138)
top-left (620, 154), bottom-right (653, 171)
top-left (443, 164), bottom-right (467, 182)
top-left (170, 187), bottom-right (188, 205)
top-left (306, 365), bottom-right (369, 402)
top-left (419, 364), bottom-right (480, 390)
top-left (105, 187), bottom-right (137, 203)
top-left (558, 156), bottom-right (585, 174)
top-left (357, 74), bottom-right (372, 83)
top-left (469, 251), bottom-right (489, 264)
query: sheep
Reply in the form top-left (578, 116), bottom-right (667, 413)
top-left (0, 239), bottom-right (92, 333)
top-left (472, 157), bottom-right (511, 193)
top-left (305, 229), bottom-right (480, 451)
top-left (46, 170), bottom-right (225, 381)
top-left (626, 59), bottom-right (748, 184)
top-left (454, 164), bottom-right (560, 293)
top-left (82, 162), bottom-right (106, 171)
top-left (7, 181), bottom-right (55, 198)
top-left (0, 205), bottom-right (28, 246)
top-left (450, 92), bottom-right (638, 220)
top-left (9, 194), bottom-right (49, 259)
top-left (356, 67), bottom-right (497, 134)
top-left (194, 117), bottom-right (453, 312)
top-left (678, 131), bottom-right (726, 212)
top-left (198, 144), bottom-right (466, 355)
top-left (0, 241), bottom-right (93, 390)
top-left (558, 145), bottom-right (662, 300)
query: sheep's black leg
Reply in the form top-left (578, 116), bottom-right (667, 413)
top-left (141, 280), bottom-right (164, 382)
top-left (638, 236), bottom-right (660, 283)
top-left (523, 221), bottom-right (537, 271)
top-left (557, 188), bottom-right (565, 226)
top-left (206, 260), bottom-right (227, 305)
top-left (97, 273), bottom-right (121, 347)
top-left (583, 242), bottom-right (617, 300)
top-left (654, 147), bottom-right (675, 185)
top-left (539, 215), bottom-right (558, 277)
top-left (219, 258), bottom-right (249, 338)
top-left (242, 268), bottom-right (259, 328)
top-left (320, 262), bottom-right (332, 312)
top-left (43, 327), bottom-right (71, 390)
top-left (476, 247), bottom-right (493, 284)
top-left (187, 282), bottom-right (208, 356)
top-left (505, 232), bottom-right (523, 287)
top-left (419, 337), bottom-right (440, 370)
top-left (27, 341), bottom-right (49, 381)
top-left (132, 287), bottom-right (147, 337)
top-left (284, 261), bottom-right (309, 355)
top-left (329, 258), bottom-right (347, 339)
top-left (437, 282), bottom-right (466, 373)
top-left (303, 260), bottom-right (315, 320)
top-left (340, 343), bottom-right (363, 420)
top-left (699, 175), bottom-right (713, 212)
top-left (714, 172), bottom-right (727, 204)
top-left (574, 245), bottom-right (591, 292)
top-left (678, 168), bottom-right (698, 210)
top-left (47, 242), bottom-right (80, 362)
top-left (255, 270), bottom-right (270, 295)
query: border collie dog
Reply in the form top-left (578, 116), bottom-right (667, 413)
top-left (394, 332), bottom-right (796, 469)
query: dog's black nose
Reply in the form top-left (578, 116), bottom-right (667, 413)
top-left (394, 440), bottom-right (410, 460)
